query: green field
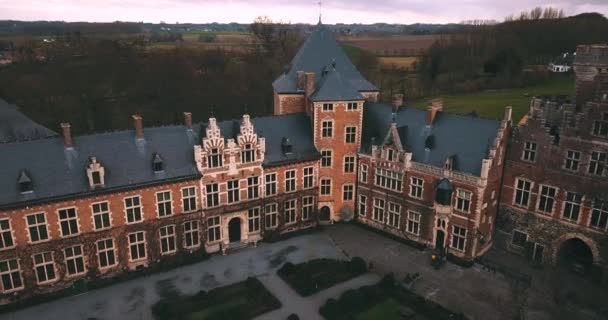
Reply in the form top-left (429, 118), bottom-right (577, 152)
top-left (412, 75), bottom-right (575, 123)
top-left (355, 298), bottom-right (403, 320)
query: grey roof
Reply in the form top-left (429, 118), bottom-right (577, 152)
top-left (0, 125), bottom-right (201, 209)
top-left (0, 99), bottom-right (57, 143)
top-left (362, 103), bottom-right (500, 176)
top-left (310, 69), bottom-right (364, 102)
top-left (272, 23), bottom-right (377, 94)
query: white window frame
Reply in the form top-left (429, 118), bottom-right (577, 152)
top-left (511, 229), bottom-right (528, 248)
top-left (589, 151), bottom-right (607, 176)
top-left (57, 207), bottom-right (79, 237)
top-left (344, 156), bottom-right (356, 173)
top-left (537, 184), bottom-right (557, 214)
top-left (347, 102), bottom-right (358, 111)
top-left (345, 126), bottom-right (357, 144)
top-left (159, 225), bottom-right (176, 255)
top-left (455, 189), bottom-right (472, 213)
top-left (406, 211), bottom-right (421, 236)
top-left (91, 201), bottom-right (111, 231)
top-left (207, 216), bottom-right (221, 243)
top-left (285, 170), bottom-right (296, 193)
top-left (564, 150), bottom-right (581, 172)
top-left (562, 191), bottom-right (582, 223)
top-left (590, 199), bottom-right (608, 230)
top-left (359, 163), bottom-right (368, 183)
top-left (451, 225), bottom-right (467, 252)
top-left (127, 231), bottom-right (147, 262)
top-left (375, 168), bottom-right (403, 192)
top-left (206, 183), bottom-right (220, 208)
top-left (514, 178), bottom-right (532, 208)
top-left (0, 258), bottom-right (23, 293)
top-left (320, 178), bottom-right (332, 196)
top-left (247, 176), bottom-right (260, 200)
top-left (265, 173), bottom-right (277, 196)
top-left (181, 186), bottom-right (197, 212)
top-left (265, 203), bottom-right (278, 229)
top-left (321, 150), bottom-right (332, 167)
top-left (241, 143), bottom-right (256, 163)
top-left (248, 207), bottom-right (261, 233)
top-left (321, 120), bottom-right (333, 138)
top-left (25, 212), bottom-right (49, 243)
top-left (96, 238), bottom-right (117, 269)
top-left (387, 202), bottom-right (401, 228)
top-left (207, 148), bottom-right (223, 168)
top-left (183, 220), bottom-right (200, 249)
top-left (64, 245), bottom-right (86, 277)
top-left (343, 184), bottom-right (354, 201)
top-left (227, 179), bottom-right (240, 204)
top-left (522, 141), bottom-right (537, 163)
top-left (284, 199), bottom-right (297, 225)
top-left (409, 177), bottom-right (424, 199)
top-left (0, 219), bottom-right (14, 250)
top-left (156, 190), bottom-right (173, 218)
top-left (302, 196), bottom-right (314, 221)
top-left (372, 198), bottom-right (385, 223)
top-left (32, 252), bottom-right (56, 284)
top-left (124, 195), bottom-right (143, 224)
top-left (358, 195), bottom-right (367, 216)
top-left (303, 167), bottom-right (314, 189)
top-left (322, 103), bottom-right (334, 111)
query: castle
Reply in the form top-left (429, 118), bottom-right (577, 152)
top-left (0, 23), bottom-right (605, 301)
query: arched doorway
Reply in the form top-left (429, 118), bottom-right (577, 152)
top-left (228, 218), bottom-right (241, 243)
top-left (320, 206), bottom-right (331, 221)
top-left (557, 238), bottom-right (593, 273)
top-left (435, 230), bottom-right (445, 250)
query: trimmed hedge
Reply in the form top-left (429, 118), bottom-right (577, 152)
top-left (352, 220), bottom-right (427, 250)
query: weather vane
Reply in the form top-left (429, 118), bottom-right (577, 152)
top-left (318, 0), bottom-right (323, 23)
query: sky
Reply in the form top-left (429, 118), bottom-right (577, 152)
top-left (0, 0), bottom-right (606, 24)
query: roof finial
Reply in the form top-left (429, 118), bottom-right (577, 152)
top-left (318, 0), bottom-right (323, 24)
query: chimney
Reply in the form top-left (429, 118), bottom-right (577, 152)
top-left (392, 93), bottom-right (404, 110)
top-left (296, 71), bottom-right (305, 91)
top-left (426, 98), bottom-right (443, 126)
top-left (184, 112), bottom-right (193, 130)
top-left (132, 115), bottom-right (144, 140)
top-left (61, 122), bottom-right (73, 148)
top-left (305, 72), bottom-right (315, 98)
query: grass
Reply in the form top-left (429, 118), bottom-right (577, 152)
top-left (355, 298), bottom-right (403, 320)
top-left (151, 277), bottom-right (281, 320)
top-left (277, 258), bottom-right (366, 296)
top-left (378, 56), bottom-right (417, 69)
top-left (412, 75), bottom-right (574, 123)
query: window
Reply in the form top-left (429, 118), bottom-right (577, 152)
top-left (514, 178), bottom-right (532, 207)
top-left (92, 202), bottom-right (111, 230)
top-left (347, 102), bottom-right (358, 111)
top-left (322, 103), bottom-right (333, 111)
top-left (285, 170), bottom-right (296, 193)
top-left (345, 126), bottom-right (356, 144)
top-left (207, 216), bottom-right (221, 242)
top-left (537, 185), bottom-right (557, 214)
top-left (343, 184), bottom-right (354, 201)
top-left (320, 178), bottom-right (332, 196)
top-left (128, 231), bottom-right (146, 261)
top-left (97, 238), bottom-right (116, 269)
top-left (344, 156), bottom-right (355, 173)
top-left (511, 230), bottom-right (528, 247)
top-left (592, 119), bottom-right (608, 137)
top-left (359, 164), bottom-right (368, 183)
top-left (64, 245), bottom-right (85, 276)
top-left (410, 177), bottom-right (423, 199)
top-left (248, 176), bottom-right (259, 199)
top-left (182, 187), bottom-right (197, 212)
top-left (33, 252), bottom-right (55, 284)
top-left (375, 168), bottom-right (403, 192)
top-left (563, 192), bottom-right (582, 222)
top-left (589, 151), bottom-right (607, 176)
top-left (451, 225), bottom-right (467, 252)
top-left (302, 196), bottom-right (314, 221)
top-left (373, 198), bottom-right (385, 222)
top-left (265, 203), bottom-right (278, 229)
top-left (26, 213), bottom-right (48, 243)
top-left (590, 199), bottom-right (608, 230)
top-left (227, 180), bottom-right (240, 203)
top-left (125, 196), bottom-right (143, 224)
top-left (0, 259), bottom-right (22, 292)
top-left (248, 207), bottom-right (260, 233)
top-left (387, 202), bottom-right (401, 228)
top-left (522, 141), bottom-right (537, 162)
top-left (358, 195), bottom-right (367, 216)
top-left (156, 191), bottom-right (173, 217)
top-left (206, 183), bottom-right (220, 207)
top-left (406, 211), bottom-right (421, 235)
top-left (284, 199), bottom-right (296, 224)
top-left (386, 149), bottom-right (394, 162)
top-left (265, 173), bottom-right (277, 196)
top-left (321, 150), bottom-right (332, 167)
top-left (455, 190), bottom-right (472, 213)
top-left (0, 219), bottom-right (14, 249)
top-left (241, 143), bottom-right (255, 163)
top-left (183, 221), bottom-right (200, 249)
top-left (303, 167), bottom-right (314, 189)
top-left (58, 208), bottom-right (79, 237)
top-left (321, 120), bottom-right (333, 138)
top-left (92, 171), bottom-right (101, 185)
top-left (564, 150), bottom-right (581, 172)
top-left (207, 148), bottom-right (223, 168)
top-left (159, 225), bottom-right (176, 254)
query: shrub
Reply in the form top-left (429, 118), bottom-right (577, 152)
top-left (348, 257), bottom-right (367, 273)
top-left (278, 262), bottom-right (295, 276)
top-left (287, 314), bottom-right (300, 320)
top-left (319, 298), bottom-right (339, 319)
top-left (379, 273), bottom-right (396, 289)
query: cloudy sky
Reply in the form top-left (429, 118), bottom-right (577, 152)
top-left (0, 0), bottom-right (606, 24)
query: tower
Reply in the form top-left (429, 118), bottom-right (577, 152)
top-left (573, 44), bottom-right (608, 108)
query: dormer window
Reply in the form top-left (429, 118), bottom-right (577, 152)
top-left (282, 137), bottom-right (293, 155)
top-left (18, 170), bottom-right (33, 194)
top-left (86, 157), bottom-right (105, 189)
top-left (207, 148), bottom-right (222, 168)
top-left (435, 179), bottom-right (453, 206)
top-left (386, 149), bottom-right (394, 162)
top-left (153, 153), bottom-right (164, 172)
top-left (241, 143), bottom-right (255, 163)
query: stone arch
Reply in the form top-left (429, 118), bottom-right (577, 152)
top-left (552, 233), bottom-right (600, 265)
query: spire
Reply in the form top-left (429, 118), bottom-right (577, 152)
top-left (318, 0), bottom-right (323, 24)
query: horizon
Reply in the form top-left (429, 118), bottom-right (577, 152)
top-left (1, 1), bottom-right (607, 25)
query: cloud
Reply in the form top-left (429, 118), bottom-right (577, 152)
top-left (0, 0), bottom-right (606, 24)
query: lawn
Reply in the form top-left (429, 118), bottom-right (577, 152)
top-left (277, 257), bottom-right (367, 296)
top-left (151, 277), bottom-right (281, 320)
top-left (355, 298), bottom-right (402, 320)
top-left (412, 75), bottom-right (574, 123)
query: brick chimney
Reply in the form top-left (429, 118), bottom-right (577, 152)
top-left (392, 93), bottom-right (404, 110)
top-left (305, 72), bottom-right (315, 98)
top-left (296, 71), bottom-right (305, 91)
top-left (132, 115), bottom-right (144, 140)
top-left (426, 99), bottom-right (443, 126)
top-left (184, 112), bottom-right (193, 130)
top-left (60, 122), bottom-right (73, 148)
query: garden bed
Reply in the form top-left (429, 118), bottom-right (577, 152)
top-left (277, 257), bottom-right (367, 296)
top-left (151, 277), bottom-right (281, 320)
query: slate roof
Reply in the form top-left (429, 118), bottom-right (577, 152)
top-left (0, 112), bottom-right (318, 208)
top-left (0, 98), bottom-right (57, 143)
top-left (310, 68), bottom-right (364, 102)
top-left (272, 23), bottom-right (377, 94)
top-left (362, 103), bottom-right (500, 176)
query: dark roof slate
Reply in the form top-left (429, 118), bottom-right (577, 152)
top-left (362, 102), bottom-right (500, 176)
top-left (272, 23), bottom-right (377, 94)
top-left (0, 99), bottom-right (57, 143)
top-left (310, 69), bottom-right (364, 102)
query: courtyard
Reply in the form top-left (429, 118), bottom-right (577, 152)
top-left (2, 224), bottom-right (607, 320)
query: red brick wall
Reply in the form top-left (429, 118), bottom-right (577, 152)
top-left (274, 92), bottom-right (306, 115)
